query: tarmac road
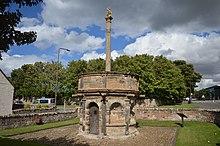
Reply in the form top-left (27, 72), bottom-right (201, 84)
top-left (192, 100), bottom-right (220, 109)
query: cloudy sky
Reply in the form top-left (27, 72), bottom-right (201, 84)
top-left (0, 0), bottom-right (220, 90)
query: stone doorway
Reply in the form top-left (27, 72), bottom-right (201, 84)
top-left (89, 102), bottom-right (99, 135)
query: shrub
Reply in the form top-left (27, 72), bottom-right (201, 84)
top-left (43, 104), bottom-right (49, 108)
top-left (36, 104), bottom-right (41, 109)
top-left (25, 104), bottom-right (30, 109)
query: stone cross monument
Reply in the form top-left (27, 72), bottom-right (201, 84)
top-left (77, 7), bottom-right (139, 138)
top-left (105, 7), bottom-right (113, 72)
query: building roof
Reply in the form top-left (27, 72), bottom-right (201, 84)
top-left (0, 69), bottom-right (14, 87)
top-left (206, 85), bottom-right (220, 90)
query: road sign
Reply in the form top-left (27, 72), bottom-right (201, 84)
top-left (55, 86), bottom-right (59, 91)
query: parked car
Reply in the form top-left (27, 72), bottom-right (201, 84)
top-left (31, 98), bottom-right (55, 108)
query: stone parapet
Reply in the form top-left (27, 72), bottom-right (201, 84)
top-left (78, 72), bottom-right (139, 92)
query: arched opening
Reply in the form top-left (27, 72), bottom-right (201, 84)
top-left (109, 102), bottom-right (124, 124)
top-left (88, 102), bottom-right (99, 135)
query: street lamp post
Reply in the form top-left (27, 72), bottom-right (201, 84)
top-left (55, 48), bottom-right (70, 106)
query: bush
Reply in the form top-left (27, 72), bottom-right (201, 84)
top-left (43, 104), bottom-right (49, 108)
top-left (36, 104), bottom-right (41, 109)
top-left (25, 104), bottom-right (30, 109)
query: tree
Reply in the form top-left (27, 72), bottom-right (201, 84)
top-left (11, 67), bottom-right (25, 98)
top-left (152, 56), bottom-right (186, 103)
top-left (11, 61), bottom-right (58, 100)
top-left (112, 55), bottom-right (132, 73)
top-left (0, 0), bottom-right (43, 59)
top-left (86, 58), bottom-right (105, 72)
top-left (173, 60), bottom-right (202, 97)
top-left (128, 54), bottom-right (155, 98)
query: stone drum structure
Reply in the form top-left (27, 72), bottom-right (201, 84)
top-left (78, 8), bottom-right (139, 138)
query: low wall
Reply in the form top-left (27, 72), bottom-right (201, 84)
top-left (136, 108), bottom-right (220, 126)
top-left (1, 108), bottom-right (220, 130)
top-left (13, 108), bottom-right (57, 114)
top-left (0, 109), bottom-right (78, 130)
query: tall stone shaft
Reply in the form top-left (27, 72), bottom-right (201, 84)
top-left (105, 8), bottom-right (113, 72)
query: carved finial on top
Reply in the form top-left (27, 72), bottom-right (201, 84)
top-left (105, 7), bottom-right (113, 20)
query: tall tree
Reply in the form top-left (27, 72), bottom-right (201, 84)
top-left (62, 60), bottom-right (87, 100)
top-left (86, 58), bottom-right (105, 72)
top-left (173, 60), bottom-right (202, 97)
top-left (11, 67), bottom-right (25, 98)
top-left (11, 61), bottom-right (58, 100)
top-left (129, 54), bottom-right (155, 98)
top-left (0, 0), bottom-right (43, 59)
top-left (152, 56), bottom-right (186, 103)
top-left (112, 55), bottom-right (132, 73)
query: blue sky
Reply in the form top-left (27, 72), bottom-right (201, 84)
top-left (1, 0), bottom-right (220, 90)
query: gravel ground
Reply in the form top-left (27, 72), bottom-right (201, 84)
top-left (11, 125), bottom-right (178, 146)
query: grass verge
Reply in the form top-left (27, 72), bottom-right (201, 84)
top-left (0, 118), bottom-right (79, 137)
top-left (0, 137), bottom-right (48, 146)
top-left (57, 105), bottom-right (80, 109)
top-left (158, 103), bottom-right (200, 108)
top-left (137, 119), bottom-right (180, 127)
top-left (137, 120), bottom-right (220, 146)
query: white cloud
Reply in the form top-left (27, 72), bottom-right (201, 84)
top-left (124, 32), bottom-right (220, 63)
top-left (41, 0), bottom-right (220, 37)
top-left (81, 50), bottom-right (121, 61)
top-left (17, 23), bottom-right (105, 52)
top-left (123, 32), bottom-right (220, 88)
top-left (0, 53), bottom-right (49, 76)
top-left (196, 79), bottom-right (220, 90)
top-left (19, 17), bottom-right (41, 27)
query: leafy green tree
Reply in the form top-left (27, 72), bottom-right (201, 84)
top-left (11, 68), bottom-right (25, 98)
top-left (112, 55), bottom-right (132, 73)
top-left (11, 64), bottom-right (36, 99)
top-left (10, 53), bottom-right (201, 105)
top-left (129, 54), bottom-right (155, 98)
top-left (11, 61), bottom-right (59, 100)
top-left (173, 60), bottom-right (202, 97)
top-left (61, 60), bottom-right (87, 99)
top-left (86, 58), bottom-right (105, 72)
top-left (0, 0), bottom-right (43, 59)
top-left (152, 56), bottom-right (186, 103)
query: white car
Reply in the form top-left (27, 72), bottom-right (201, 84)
top-left (31, 98), bottom-right (55, 108)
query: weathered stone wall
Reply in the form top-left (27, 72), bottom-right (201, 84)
top-left (78, 72), bottom-right (139, 91)
top-left (136, 108), bottom-right (220, 126)
top-left (213, 111), bottom-right (220, 127)
top-left (0, 110), bottom-right (78, 130)
top-left (136, 98), bottom-right (158, 107)
top-left (13, 108), bottom-right (57, 114)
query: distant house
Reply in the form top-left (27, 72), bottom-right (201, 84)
top-left (0, 69), bottom-right (14, 116)
top-left (206, 85), bottom-right (220, 100)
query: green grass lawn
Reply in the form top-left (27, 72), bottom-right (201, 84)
top-left (137, 120), bottom-right (220, 146)
top-left (56, 105), bottom-right (80, 109)
top-left (0, 118), bottom-right (79, 137)
top-left (0, 118), bottom-right (80, 146)
top-left (1, 118), bottom-right (219, 146)
top-left (158, 103), bottom-right (200, 108)
top-left (0, 137), bottom-right (48, 146)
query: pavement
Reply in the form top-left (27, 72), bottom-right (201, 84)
top-left (192, 100), bottom-right (220, 109)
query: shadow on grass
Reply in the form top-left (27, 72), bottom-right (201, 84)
top-left (175, 122), bottom-right (183, 127)
top-left (30, 136), bottom-right (90, 146)
top-left (135, 122), bottom-right (140, 128)
top-left (216, 143), bottom-right (220, 146)
top-left (1, 136), bottom-right (90, 146)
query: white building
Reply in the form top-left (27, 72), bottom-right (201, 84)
top-left (0, 69), bottom-right (14, 116)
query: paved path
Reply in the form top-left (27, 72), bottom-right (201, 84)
top-left (11, 124), bottom-right (178, 146)
top-left (192, 100), bottom-right (220, 109)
